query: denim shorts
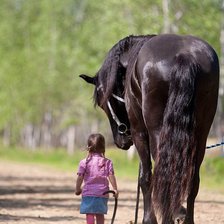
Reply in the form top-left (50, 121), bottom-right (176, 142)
top-left (80, 196), bottom-right (108, 214)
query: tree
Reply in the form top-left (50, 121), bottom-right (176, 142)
top-left (0, 0), bottom-right (222, 151)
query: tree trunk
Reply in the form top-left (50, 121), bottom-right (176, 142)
top-left (3, 126), bottom-right (10, 147)
top-left (22, 124), bottom-right (34, 149)
top-left (162, 0), bottom-right (171, 33)
top-left (67, 125), bottom-right (76, 155)
top-left (41, 112), bottom-right (52, 149)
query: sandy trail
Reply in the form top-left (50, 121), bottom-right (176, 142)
top-left (0, 161), bottom-right (223, 224)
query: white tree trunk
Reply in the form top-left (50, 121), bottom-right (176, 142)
top-left (41, 112), bottom-right (52, 149)
top-left (3, 127), bottom-right (10, 147)
top-left (67, 125), bottom-right (76, 155)
top-left (23, 124), bottom-right (34, 149)
top-left (162, 0), bottom-right (171, 33)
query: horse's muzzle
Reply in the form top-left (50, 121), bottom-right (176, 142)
top-left (115, 135), bottom-right (133, 150)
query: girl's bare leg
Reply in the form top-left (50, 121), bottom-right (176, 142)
top-left (86, 214), bottom-right (95, 224)
top-left (96, 214), bottom-right (104, 224)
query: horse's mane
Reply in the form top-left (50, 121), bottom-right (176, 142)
top-left (94, 34), bottom-right (156, 106)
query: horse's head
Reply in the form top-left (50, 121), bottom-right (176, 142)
top-left (78, 36), bottom-right (148, 150)
top-left (79, 73), bottom-right (133, 150)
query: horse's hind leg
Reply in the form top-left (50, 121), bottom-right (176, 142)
top-left (185, 122), bottom-right (211, 224)
top-left (132, 131), bottom-right (157, 224)
top-left (184, 167), bottom-right (200, 224)
top-left (185, 142), bottom-right (205, 223)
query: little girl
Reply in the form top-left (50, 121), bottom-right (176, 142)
top-left (75, 133), bottom-right (119, 224)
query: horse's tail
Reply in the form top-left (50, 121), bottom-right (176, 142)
top-left (153, 53), bottom-right (199, 221)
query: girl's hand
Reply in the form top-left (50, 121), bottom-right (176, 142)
top-left (75, 189), bottom-right (82, 195)
top-left (113, 189), bottom-right (119, 198)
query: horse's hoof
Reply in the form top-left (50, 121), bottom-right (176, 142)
top-left (174, 216), bottom-right (185, 224)
top-left (174, 206), bottom-right (186, 224)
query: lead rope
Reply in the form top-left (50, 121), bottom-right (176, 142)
top-left (103, 190), bottom-right (117, 224)
top-left (206, 141), bottom-right (224, 149)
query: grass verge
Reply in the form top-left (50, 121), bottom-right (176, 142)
top-left (0, 147), bottom-right (223, 192)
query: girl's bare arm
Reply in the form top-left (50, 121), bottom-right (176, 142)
top-left (109, 174), bottom-right (119, 198)
top-left (75, 175), bottom-right (84, 195)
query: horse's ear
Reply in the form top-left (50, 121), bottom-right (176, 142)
top-left (79, 74), bottom-right (96, 85)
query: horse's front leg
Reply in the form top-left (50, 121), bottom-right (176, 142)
top-left (133, 132), bottom-right (157, 224)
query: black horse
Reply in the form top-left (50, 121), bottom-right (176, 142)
top-left (80, 34), bottom-right (219, 224)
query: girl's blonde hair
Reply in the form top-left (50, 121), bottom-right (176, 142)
top-left (87, 133), bottom-right (105, 154)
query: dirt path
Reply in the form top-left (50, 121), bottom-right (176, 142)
top-left (0, 161), bottom-right (223, 224)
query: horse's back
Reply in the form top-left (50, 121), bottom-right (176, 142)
top-left (138, 34), bottom-right (219, 78)
top-left (135, 33), bottom-right (219, 141)
top-left (137, 34), bottom-right (219, 105)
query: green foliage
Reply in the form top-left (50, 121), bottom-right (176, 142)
top-left (0, 0), bottom-right (222, 146)
top-left (169, 0), bottom-right (221, 54)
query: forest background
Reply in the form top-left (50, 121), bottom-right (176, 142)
top-left (0, 0), bottom-right (224, 155)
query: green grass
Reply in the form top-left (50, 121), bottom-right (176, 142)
top-left (200, 155), bottom-right (224, 192)
top-left (0, 147), bottom-right (223, 192)
top-left (0, 146), bottom-right (139, 180)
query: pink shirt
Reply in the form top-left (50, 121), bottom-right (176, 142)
top-left (77, 153), bottom-right (114, 197)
